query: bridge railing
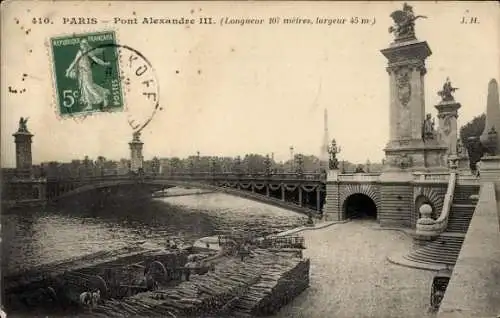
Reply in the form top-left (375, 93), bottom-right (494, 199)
top-left (165, 172), bottom-right (323, 181)
top-left (416, 171), bottom-right (456, 238)
top-left (337, 173), bottom-right (380, 182)
top-left (456, 172), bottom-right (480, 186)
top-left (53, 172), bottom-right (324, 183)
top-left (412, 172), bottom-right (450, 183)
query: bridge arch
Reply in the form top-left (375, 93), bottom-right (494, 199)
top-left (51, 178), bottom-right (320, 217)
top-left (340, 184), bottom-right (380, 219)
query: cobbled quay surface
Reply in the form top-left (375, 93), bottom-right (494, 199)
top-left (275, 220), bottom-right (437, 318)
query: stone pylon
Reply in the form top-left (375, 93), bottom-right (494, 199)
top-left (13, 124), bottom-right (33, 178)
top-left (380, 6), bottom-right (448, 178)
top-left (129, 132), bottom-right (144, 173)
top-left (435, 91), bottom-right (461, 157)
top-left (479, 79), bottom-right (500, 182)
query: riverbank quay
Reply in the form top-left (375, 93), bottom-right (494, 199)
top-left (84, 248), bottom-right (309, 317)
top-left (275, 220), bottom-right (436, 318)
top-left (193, 219), bottom-right (345, 251)
top-left (4, 245), bottom-right (150, 293)
top-left (3, 245), bottom-right (199, 312)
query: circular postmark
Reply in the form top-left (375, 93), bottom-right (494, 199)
top-left (50, 31), bottom-right (160, 133)
top-left (93, 43), bottom-right (161, 134)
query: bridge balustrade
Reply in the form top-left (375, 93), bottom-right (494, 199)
top-left (57, 172), bottom-right (324, 183)
top-left (456, 173), bottom-right (480, 186)
top-left (412, 172), bottom-right (450, 182)
top-left (337, 173), bottom-right (380, 182)
top-left (163, 172), bottom-right (323, 181)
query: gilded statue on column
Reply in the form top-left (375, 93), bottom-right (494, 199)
top-left (438, 77), bottom-right (459, 102)
top-left (18, 117), bottom-right (29, 132)
top-left (388, 3), bottom-right (427, 41)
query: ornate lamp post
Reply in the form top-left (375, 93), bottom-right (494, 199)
top-left (289, 146), bottom-right (295, 172)
top-left (264, 154), bottom-right (272, 176)
top-left (234, 155), bottom-right (242, 175)
top-left (188, 159), bottom-right (194, 175)
top-left (327, 138), bottom-right (341, 170)
top-left (196, 151), bottom-right (200, 173)
top-left (209, 157), bottom-right (216, 181)
top-left (295, 153), bottom-right (304, 176)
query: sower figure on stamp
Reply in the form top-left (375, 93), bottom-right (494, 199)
top-left (65, 39), bottom-right (111, 111)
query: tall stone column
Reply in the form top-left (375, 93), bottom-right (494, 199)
top-left (129, 132), bottom-right (144, 173)
top-left (380, 5), bottom-right (448, 175)
top-left (382, 43), bottom-right (430, 146)
top-left (13, 126), bottom-right (33, 178)
top-left (435, 99), bottom-right (461, 156)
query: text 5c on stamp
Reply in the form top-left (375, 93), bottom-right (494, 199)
top-left (50, 31), bottom-right (124, 116)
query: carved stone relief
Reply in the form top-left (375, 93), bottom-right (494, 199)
top-left (396, 68), bottom-right (412, 107)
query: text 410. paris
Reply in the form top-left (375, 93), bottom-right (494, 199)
top-left (32, 17), bottom-right (215, 25)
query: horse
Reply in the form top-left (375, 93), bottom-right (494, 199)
top-left (133, 272), bottom-right (159, 291)
top-left (79, 290), bottom-right (100, 310)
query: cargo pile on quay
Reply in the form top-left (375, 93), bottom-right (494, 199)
top-left (85, 241), bottom-right (309, 317)
top-left (4, 245), bottom-right (150, 293)
top-left (5, 229), bottom-right (310, 317)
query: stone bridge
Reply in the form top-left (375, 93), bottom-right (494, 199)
top-left (323, 170), bottom-right (480, 228)
top-left (4, 170), bottom-right (480, 226)
top-left (44, 172), bottom-right (327, 216)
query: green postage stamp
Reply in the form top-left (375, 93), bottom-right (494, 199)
top-left (50, 31), bottom-right (124, 116)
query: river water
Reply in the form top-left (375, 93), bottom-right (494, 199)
top-left (2, 190), bottom-right (308, 276)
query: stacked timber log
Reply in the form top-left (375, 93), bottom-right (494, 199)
top-left (228, 249), bottom-right (310, 317)
top-left (259, 235), bottom-right (305, 249)
top-left (5, 246), bottom-right (148, 293)
top-left (88, 248), bottom-right (309, 317)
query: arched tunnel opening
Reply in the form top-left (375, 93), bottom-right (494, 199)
top-left (343, 193), bottom-right (377, 220)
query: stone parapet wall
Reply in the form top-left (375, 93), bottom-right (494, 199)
top-left (438, 182), bottom-right (500, 318)
top-left (323, 182), bottom-right (340, 221)
top-left (323, 177), bottom-right (449, 228)
top-left (379, 184), bottom-right (413, 227)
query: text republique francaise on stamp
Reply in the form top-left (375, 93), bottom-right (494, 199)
top-left (50, 31), bottom-right (124, 116)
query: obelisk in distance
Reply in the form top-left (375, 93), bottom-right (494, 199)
top-left (478, 78), bottom-right (500, 182)
top-left (320, 108), bottom-right (330, 169)
top-left (480, 79), bottom-right (500, 152)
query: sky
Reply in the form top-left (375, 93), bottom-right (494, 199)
top-left (1, 1), bottom-right (499, 167)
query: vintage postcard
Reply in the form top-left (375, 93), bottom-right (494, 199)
top-left (1, 1), bottom-right (499, 317)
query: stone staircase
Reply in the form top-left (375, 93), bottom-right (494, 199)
top-left (447, 185), bottom-right (478, 234)
top-left (404, 185), bottom-right (479, 267)
top-left (447, 204), bottom-right (476, 233)
top-left (405, 233), bottom-right (465, 266)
